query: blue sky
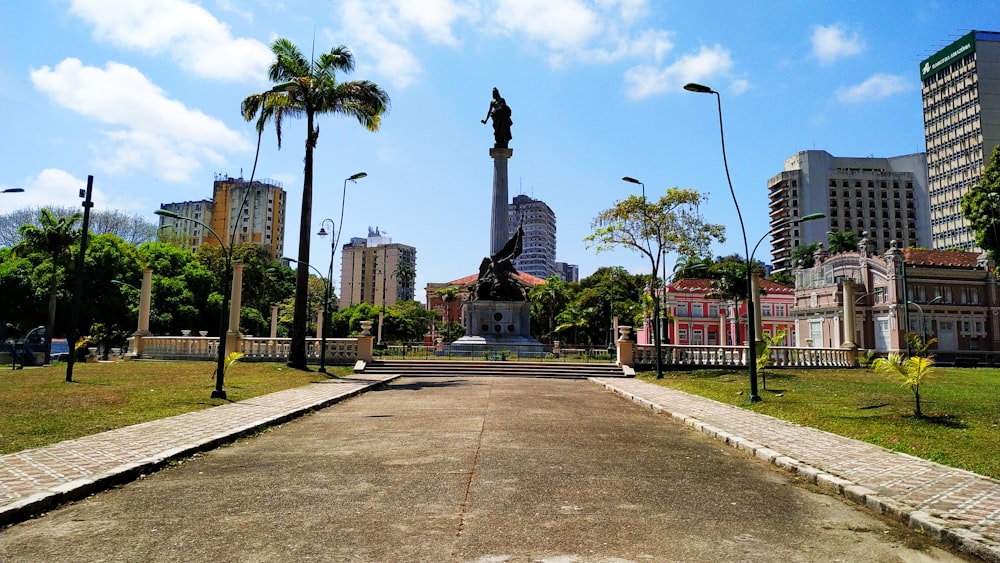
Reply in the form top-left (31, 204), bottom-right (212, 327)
top-left (0, 1), bottom-right (992, 301)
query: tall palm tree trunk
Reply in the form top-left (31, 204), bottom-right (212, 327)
top-left (289, 112), bottom-right (316, 369)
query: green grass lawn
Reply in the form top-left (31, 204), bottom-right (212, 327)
top-left (0, 361), bottom-right (350, 454)
top-left (639, 366), bottom-right (1000, 479)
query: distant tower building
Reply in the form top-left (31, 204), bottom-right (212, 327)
top-left (555, 262), bottom-right (579, 283)
top-left (339, 227), bottom-right (417, 309)
top-left (766, 151), bottom-right (929, 273)
top-left (508, 194), bottom-right (556, 278)
top-left (920, 31), bottom-right (1000, 252)
top-left (158, 174), bottom-right (287, 259)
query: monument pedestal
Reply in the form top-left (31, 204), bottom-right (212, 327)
top-left (451, 300), bottom-right (542, 355)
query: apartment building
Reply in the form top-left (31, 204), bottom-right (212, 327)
top-left (508, 194), bottom-right (556, 278)
top-left (766, 151), bottom-right (929, 272)
top-left (339, 227), bottom-right (416, 309)
top-left (158, 174), bottom-right (286, 259)
top-left (920, 31), bottom-right (1000, 252)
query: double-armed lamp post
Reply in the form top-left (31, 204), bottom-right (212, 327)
top-left (685, 81), bottom-right (827, 402)
top-left (155, 209), bottom-right (232, 399)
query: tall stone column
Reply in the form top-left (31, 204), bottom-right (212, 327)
top-left (719, 312), bottom-right (727, 346)
top-left (841, 278), bottom-right (857, 348)
top-left (316, 309), bottom-right (324, 340)
top-left (490, 147), bottom-right (513, 255)
top-left (127, 267), bottom-right (154, 359)
top-left (270, 305), bottom-right (279, 338)
top-left (137, 268), bottom-right (152, 335)
top-left (226, 263), bottom-right (244, 356)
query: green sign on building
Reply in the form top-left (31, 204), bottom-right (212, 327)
top-left (920, 32), bottom-right (976, 81)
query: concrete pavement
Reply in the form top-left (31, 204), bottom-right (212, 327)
top-left (0, 372), bottom-right (997, 561)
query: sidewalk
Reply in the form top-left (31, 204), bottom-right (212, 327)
top-left (593, 377), bottom-right (1000, 563)
top-left (0, 374), bottom-right (399, 527)
top-left (1, 374), bottom-right (997, 561)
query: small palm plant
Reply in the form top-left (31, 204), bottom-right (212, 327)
top-left (755, 328), bottom-right (787, 390)
top-left (871, 351), bottom-right (936, 418)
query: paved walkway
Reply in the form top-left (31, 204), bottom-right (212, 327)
top-left (1, 374), bottom-right (997, 561)
top-left (593, 378), bottom-right (1000, 562)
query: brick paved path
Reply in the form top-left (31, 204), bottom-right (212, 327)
top-left (593, 378), bottom-right (1000, 562)
top-left (0, 374), bottom-right (398, 526)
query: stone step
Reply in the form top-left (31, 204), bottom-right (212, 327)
top-left (361, 360), bottom-right (627, 378)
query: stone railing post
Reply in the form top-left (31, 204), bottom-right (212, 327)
top-left (616, 326), bottom-right (634, 368)
top-left (357, 320), bottom-right (374, 364)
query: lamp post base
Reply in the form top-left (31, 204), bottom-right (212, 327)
top-left (211, 389), bottom-right (227, 400)
top-left (748, 394), bottom-right (762, 403)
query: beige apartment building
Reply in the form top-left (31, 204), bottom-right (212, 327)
top-left (158, 174), bottom-right (287, 260)
top-left (339, 227), bottom-right (416, 309)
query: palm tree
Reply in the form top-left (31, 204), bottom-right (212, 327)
top-left (672, 255), bottom-right (713, 282)
top-left (392, 258), bottom-right (416, 301)
top-left (826, 230), bottom-right (859, 255)
top-left (871, 352), bottom-right (936, 417)
top-left (435, 285), bottom-right (462, 342)
top-left (529, 275), bottom-right (570, 336)
top-left (14, 209), bottom-right (82, 364)
top-left (242, 38), bottom-right (390, 369)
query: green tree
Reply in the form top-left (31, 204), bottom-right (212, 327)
top-left (529, 275), bottom-right (571, 337)
top-left (790, 242), bottom-right (820, 269)
top-left (14, 209), bottom-right (81, 364)
top-left (671, 255), bottom-right (713, 282)
top-left (392, 258), bottom-right (416, 301)
top-left (554, 302), bottom-right (595, 346)
top-left (435, 285), bottom-right (463, 342)
top-left (871, 352), bottom-right (936, 418)
top-left (0, 248), bottom-right (41, 333)
top-left (961, 145), bottom-right (1000, 267)
top-left (242, 37), bottom-right (390, 370)
top-left (586, 188), bottom-right (725, 377)
top-left (826, 230), bottom-right (858, 255)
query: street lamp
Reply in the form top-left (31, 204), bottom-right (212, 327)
top-left (316, 172), bottom-right (366, 370)
top-left (155, 209), bottom-right (232, 399)
top-left (907, 295), bottom-right (943, 345)
top-left (622, 175), bottom-right (663, 379)
top-left (316, 219), bottom-right (336, 373)
top-left (685, 81), bottom-right (762, 402)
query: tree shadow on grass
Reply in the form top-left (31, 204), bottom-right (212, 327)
top-left (920, 414), bottom-right (968, 429)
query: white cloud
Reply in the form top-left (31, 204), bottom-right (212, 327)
top-left (340, 0), bottom-right (425, 89)
top-left (68, 0), bottom-right (272, 81)
top-left (624, 44), bottom-right (733, 100)
top-left (811, 23), bottom-right (865, 65)
top-left (836, 73), bottom-right (911, 103)
top-left (30, 58), bottom-right (249, 182)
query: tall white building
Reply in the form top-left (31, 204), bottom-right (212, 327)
top-left (920, 30), bottom-right (1000, 252)
top-left (766, 151), bottom-right (929, 273)
top-left (508, 194), bottom-right (556, 278)
top-left (339, 227), bottom-right (416, 309)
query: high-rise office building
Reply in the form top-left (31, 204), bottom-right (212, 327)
top-left (158, 174), bottom-right (287, 259)
top-left (508, 194), bottom-right (556, 278)
top-left (766, 151), bottom-right (929, 273)
top-left (920, 30), bottom-right (1000, 251)
top-left (339, 227), bottom-right (416, 309)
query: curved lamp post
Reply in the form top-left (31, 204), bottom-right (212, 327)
top-left (2, 187), bottom-right (25, 193)
top-left (684, 82), bottom-right (764, 401)
top-left (907, 295), bottom-right (942, 345)
top-left (155, 209), bottom-right (232, 399)
top-left (621, 176), bottom-right (664, 379)
top-left (316, 219), bottom-right (336, 373)
top-left (314, 172), bottom-right (366, 371)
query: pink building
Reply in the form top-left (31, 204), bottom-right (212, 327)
top-left (638, 278), bottom-right (796, 346)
